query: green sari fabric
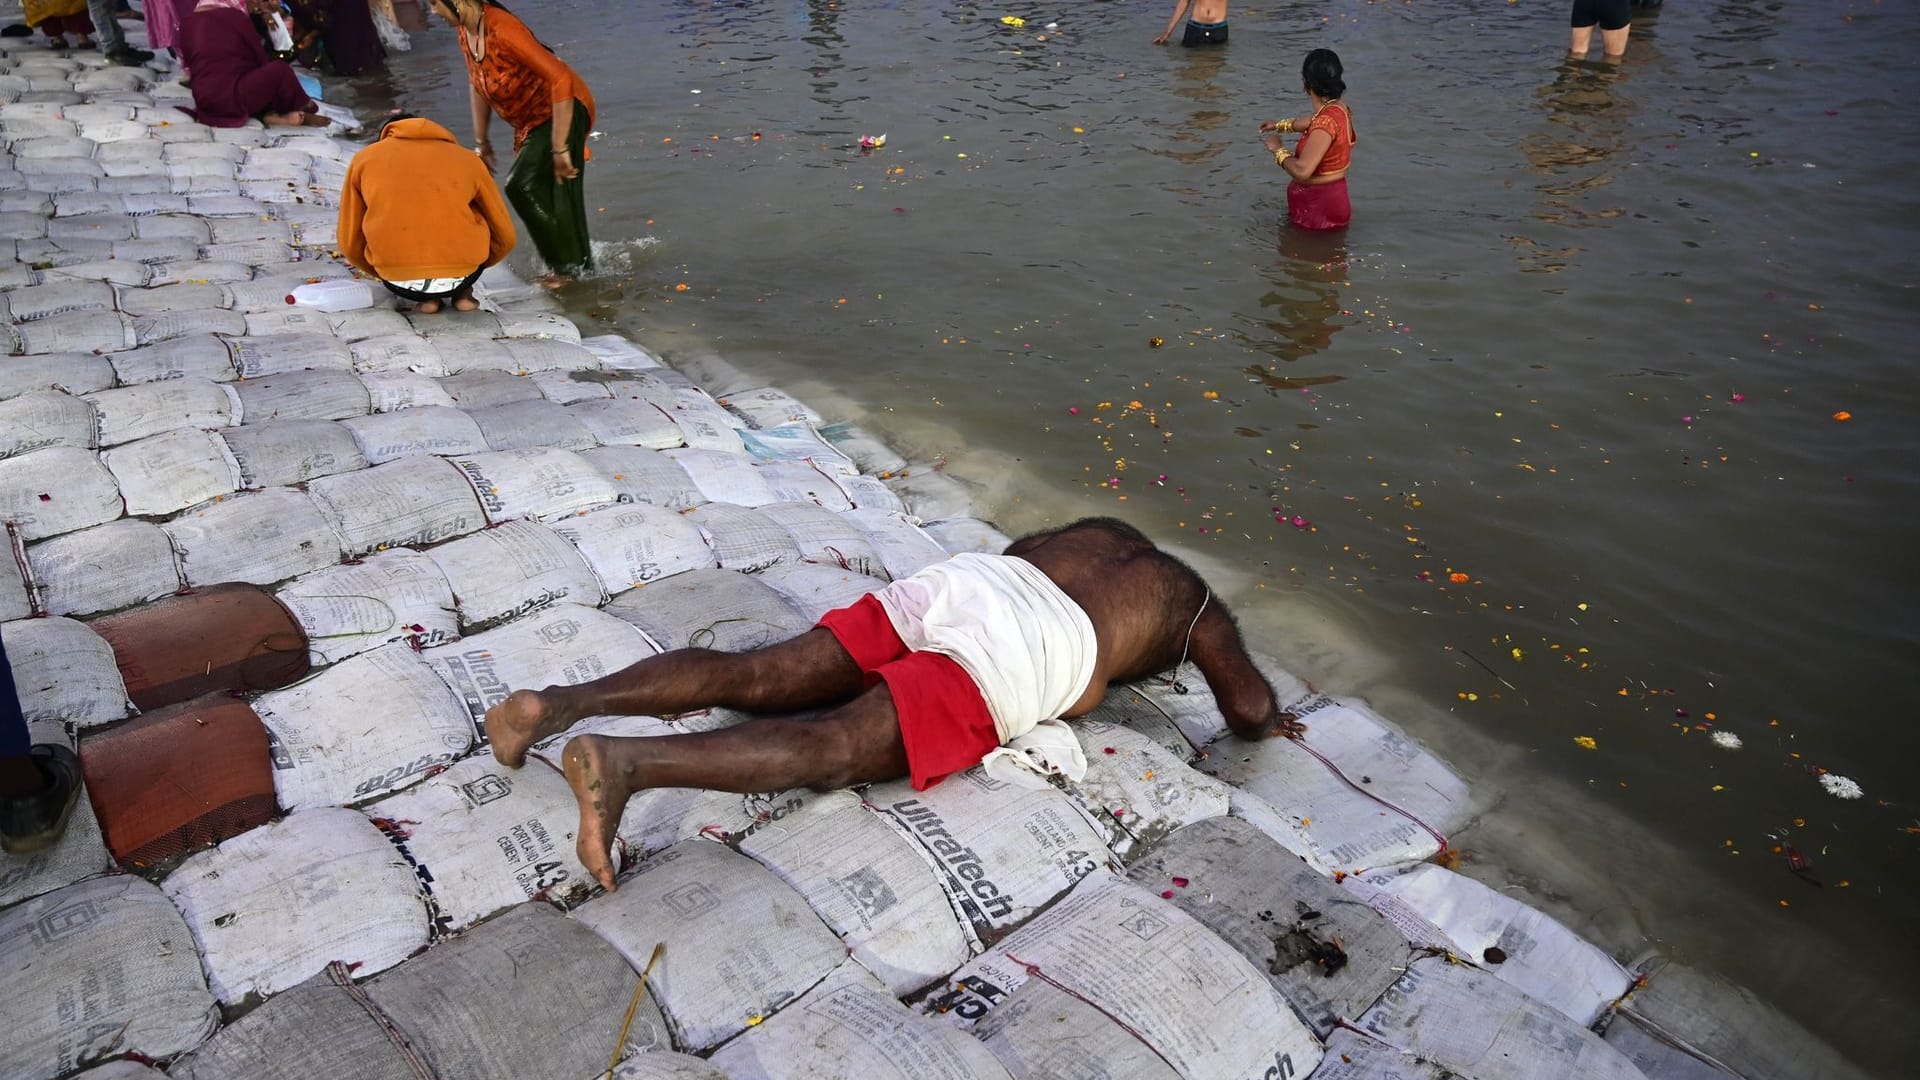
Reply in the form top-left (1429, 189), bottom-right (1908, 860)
top-left (505, 99), bottom-right (592, 276)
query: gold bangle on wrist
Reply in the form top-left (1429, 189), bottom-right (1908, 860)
top-left (1274, 149), bottom-right (1290, 166)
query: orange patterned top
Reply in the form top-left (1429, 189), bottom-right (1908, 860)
top-left (459, 6), bottom-right (597, 151)
top-left (1297, 103), bottom-right (1354, 176)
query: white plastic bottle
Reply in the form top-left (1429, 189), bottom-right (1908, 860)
top-left (264, 10), bottom-right (296, 55)
top-left (287, 279), bottom-right (375, 312)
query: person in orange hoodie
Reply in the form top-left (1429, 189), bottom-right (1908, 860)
top-left (337, 113), bottom-right (517, 313)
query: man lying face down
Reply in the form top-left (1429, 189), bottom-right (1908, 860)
top-left (486, 517), bottom-right (1302, 891)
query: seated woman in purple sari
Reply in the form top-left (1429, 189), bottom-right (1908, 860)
top-left (178, 0), bottom-right (332, 128)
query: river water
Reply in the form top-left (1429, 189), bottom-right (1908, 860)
top-left (373, 2), bottom-right (1919, 1070)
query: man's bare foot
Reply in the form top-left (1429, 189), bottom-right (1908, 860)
top-left (533, 273), bottom-right (574, 289)
top-left (563, 734), bottom-right (629, 891)
top-left (451, 293), bottom-right (480, 312)
top-left (485, 688), bottom-right (573, 767)
top-left (414, 298), bottom-right (443, 314)
top-left (301, 112), bottom-right (333, 128)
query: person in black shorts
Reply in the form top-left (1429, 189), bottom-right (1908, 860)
top-left (1570, 0), bottom-right (1632, 61)
top-left (1153, 0), bottom-right (1228, 47)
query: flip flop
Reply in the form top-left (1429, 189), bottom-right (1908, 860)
top-left (0, 744), bottom-right (83, 855)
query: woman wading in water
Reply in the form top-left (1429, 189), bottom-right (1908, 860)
top-left (1261, 49), bottom-right (1356, 230)
top-left (432, 0), bottom-right (596, 282)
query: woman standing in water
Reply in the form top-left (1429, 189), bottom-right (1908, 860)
top-left (432, 0), bottom-right (595, 281)
top-left (1261, 49), bottom-right (1356, 231)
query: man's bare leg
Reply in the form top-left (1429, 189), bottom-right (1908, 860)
top-left (487, 627), bottom-right (865, 767)
top-left (1601, 25), bottom-right (1630, 60)
top-left (563, 683), bottom-right (909, 889)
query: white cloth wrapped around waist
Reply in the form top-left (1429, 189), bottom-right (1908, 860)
top-left (872, 552), bottom-right (1098, 745)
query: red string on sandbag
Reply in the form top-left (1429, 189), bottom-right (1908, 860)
top-left (1291, 736), bottom-right (1451, 858)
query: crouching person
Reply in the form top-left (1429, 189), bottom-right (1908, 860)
top-left (179, 0), bottom-right (330, 128)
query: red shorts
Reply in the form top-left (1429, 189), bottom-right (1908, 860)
top-left (817, 595), bottom-right (1000, 791)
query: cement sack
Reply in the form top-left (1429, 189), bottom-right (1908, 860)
top-left (132, 308), bottom-right (247, 345)
top-left (530, 367), bottom-right (611, 404)
top-left (0, 557), bottom-right (25, 622)
top-left (422, 603), bottom-right (656, 743)
top-left (929, 871), bottom-right (1325, 1080)
top-left (846, 508), bottom-right (948, 581)
top-left (82, 121), bottom-right (151, 146)
top-left (429, 337), bottom-right (519, 375)
top-left (306, 454), bottom-right (487, 556)
top-left (0, 209), bottom-right (51, 239)
top-left (51, 191), bottom-right (134, 217)
top-left (867, 768), bottom-right (1113, 949)
top-left (0, 875), bottom-right (220, 1080)
top-left (758, 460), bottom-right (854, 511)
top-left (1355, 957), bottom-right (1644, 1080)
top-left (0, 117), bottom-right (77, 140)
top-left (34, 262), bottom-right (148, 294)
top-left (595, 370), bottom-right (682, 412)
top-left (0, 389), bottom-right (96, 458)
top-left (204, 215), bottom-right (295, 244)
top-left (0, 192), bottom-right (50, 218)
top-left (231, 368), bottom-right (371, 423)
top-left (583, 446), bottom-right (704, 508)
top-left (667, 389), bottom-right (748, 453)
top-left (254, 643), bottom-right (476, 808)
top-left (1308, 1030), bottom-right (1452, 1080)
top-left (1347, 863), bottom-right (1632, 1027)
top-left (22, 235), bottom-right (114, 262)
top-left (147, 259), bottom-right (253, 286)
top-left (162, 141), bottom-right (246, 166)
top-left (1062, 722), bottom-right (1232, 862)
top-left (602, 567), bottom-right (809, 653)
top-left (496, 336), bottom-right (598, 372)
top-left (754, 561), bottom-right (884, 622)
top-left (1126, 816), bottom-right (1415, 1040)
top-left (1200, 694), bottom-right (1471, 875)
top-left (105, 191), bottom-right (190, 215)
top-left (364, 903), bottom-right (661, 1079)
top-left (162, 807), bottom-right (431, 1005)
top-left (0, 352), bottom-right (115, 400)
top-left (366, 758), bottom-right (605, 927)
top-left (26, 519), bottom-right (181, 617)
top-left (1605, 959), bottom-right (1875, 1080)
top-left (0, 445), bottom-right (123, 541)
top-left (0, 279), bottom-right (114, 321)
top-left (0, 783), bottom-right (113, 910)
top-left (550, 503), bottom-right (717, 595)
top-left (100, 427), bottom-right (241, 516)
top-left (226, 332), bottom-right (355, 378)
top-left (44, 212), bottom-right (132, 241)
top-left (187, 195), bottom-right (268, 218)
top-left (466, 398), bottom-right (596, 452)
top-left (1079, 687), bottom-right (1201, 764)
top-left (923, 516), bottom-right (1014, 556)
top-left (758, 501), bottom-right (885, 577)
top-left (11, 309), bottom-right (136, 353)
top-left (817, 418), bottom-right (906, 472)
top-left (75, 1063), bottom-right (170, 1080)
top-left (570, 398), bottom-right (685, 449)
top-left (326, 308), bottom-right (414, 343)
top-left (164, 486), bottom-right (344, 588)
top-left (359, 371), bottom-right (457, 412)
top-left (834, 474), bottom-right (907, 514)
top-left (424, 518), bottom-right (602, 630)
top-left (663, 447), bottom-right (779, 506)
top-left (1127, 654), bottom-right (1313, 752)
top-left (131, 212), bottom-right (212, 242)
top-left (114, 283), bottom-right (233, 318)
top-left (437, 369), bottom-right (543, 408)
top-left (200, 239), bottom-right (295, 267)
top-left (736, 790), bottom-right (971, 996)
top-left (450, 447), bottom-right (620, 523)
top-left (970, 976), bottom-right (1184, 1080)
top-left (0, 616), bottom-right (132, 725)
top-left (108, 334), bottom-right (239, 384)
top-left (574, 839), bottom-right (847, 1052)
top-left (683, 502), bottom-right (801, 572)
top-left (885, 469), bottom-right (973, 521)
top-left (351, 333), bottom-right (449, 377)
top-left (341, 405), bottom-right (488, 464)
top-left (495, 310), bottom-right (582, 342)
top-left (739, 421), bottom-right (858, 475)
top-left (275, 549), bottom-right (460, 665)
top-left (719, 385), bottom-right (823, 431)
top-left (0, 262), bottom-right (39, 291)
top-left (710, 960), bottom-right (1010, 1080)
top-left (613, 1053), bottom-right (728, 1080)
top-left (235, 158), bottom-right (308, 184)
top-left (167, 965), bottom-right (437, 1080)
top-left (219, 418), bottom-right (367, 488)
top-left (409, 308), bottom-right (502, 340)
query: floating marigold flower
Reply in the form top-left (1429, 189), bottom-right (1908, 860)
top-left (1573, 735), bottom-right (1598, 750)
top-left (1832, 410), bottom-right (1853, 421)
top-left (674, 283), bottom-right (689, 291)
top-left (1449, 572), bottom-right (1470, 584)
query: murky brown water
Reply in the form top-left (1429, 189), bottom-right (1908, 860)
top-left (370, 2), bottom-right (1919, 1071)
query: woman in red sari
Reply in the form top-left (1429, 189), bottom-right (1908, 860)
top-left (1261, 49), bottom-right (1356, 230)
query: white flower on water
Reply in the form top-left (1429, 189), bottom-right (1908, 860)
top-left (1819, 773), bottom-right (1864, 800)
top-left (1709, 731), bottom-right (1743, 751)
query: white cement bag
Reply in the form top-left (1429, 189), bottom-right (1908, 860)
top-left (242, 307), bottom-right (338, 337)
top-left (114, 283), bottom-right (233, 319)
top-left (341, 405), bottom-right (488, 464)
top-left (530, 368), bottom-right (611, 404)
top-left (1606, 960), bottom-right (1873, 1080)
top-left (683, 503), bottom-right (801, 572)
top-left (350, 333), bottom-right (448, 377)
top-left (495, 311), bottom-right (581, 342)
top-left (602, 568), bottom-right (810, 654)
top-left (0, 352), bottom-right (115, 401)
top-left (422, 603), bottom-right (656, 743)
top-left (111, 235), bottom-right (201, 262)
top-left (255, 643), bottom-right (476, 808)
top-left (187, 195), bottom-right (268, 218)
top-left (1356, 958), bottom-right (1645, 1080)
top-left (0, 446), bottom-right (123, 541)
top-left (82, 377), bottom-right (235, 446)
top-left (44, 212), bottom-right (134, 241)
top-left (1062, 722), bottom-right (1232, 862)
top-left (148, 259), bottom-right (252, 286)
top-left (162, 807), bottom-right (431, 1005)
top-left (738, 422), bottom-right (858, 475)
top-left (758, 501), bottom-right (884, 577)
top-left (667, 390), bottom-right (748, 453)
top-left (868, 768), bottom-right (1113, 949)
top-left (107, 334), bottom-right (239, 384)
top-left (753, 561), bottom-right (884, 622)
top-left (204, 216), bottom-right (295, 244)
top-left (276, 549), bottom-right (460, 665)
top-left (231, 369), bottom-right (371, 423)
top-left (424, 519), bottom-right (602, 630)
top-left (0, 787), bottom-right (114, 912)
top-left (450, 447), bottom-right (619, 524)
top-left (325, 307), bottom-right (412, 343)
top-left (0, 279), bottom-right (114, 321)
top-left (0, 558), bottom-right (26, 622)
top-left (133, 308), bottom-right (247, 345)
top-left (663, 448), bottom-right (779, 506)
top-left (736, 790), bottom-right (971, 997)
top-left (573, 839), bottom-right (848, 1051)
top-left (595, 371), bottom-right (681, 413)
top-left (0, 616), bottom-right (133, 726)
top-left (1127, 654), bottom-right (1314, 753)
top-left (971, 976), bottom-right (1184, 1080)
top-left (227, 333), bottom-right (355, 378)
top-left (164, 486), bottom-right (344, 588)
top-left (12, 309), bottom-right (136, 353)
top-left (26, 518), bottom-right (181, 617)
top-left (467, 398), bottom-right (596, 452)
top-left (886, 469), bottom-right (974, 521)
top-left (365, 757), bottom-right (605, 928)
top-left (428, 337), bottom-right (519, 376)
top-left (0, 875), bottom-right (220, 1080)
top-left (757, 460), bottom-right (854, 511)
top-left (929, 871), bottom-right (1325, 1080)
top-left (549, 503), bottom-right (717, 595)
top-left (1200, 694), bottom-right (1471, 875)
top-left (828, 473), bottom-right (908, 515)
top-left (570, 398), bottom-right (684, 449)
top-left (718, 386), bottom-right (823, 431)
top-left (100, 427), bottom-right (241, 516)
top-left (130, 211), bottom-right (213, 240)
top-left (358, 372), bottom-right (456, 413)
top-left (846, 508), bottom-right (948, 581)
top-left (612, 1054), bottom-right (728, 1080)
top-left (710, 960), bottom-right (1010, 1080)
top-left (1348, 864), bottom-right (1633, 1027)
top-left (923, 516), bottom-right (1013, 556)
top-left (166, 965), bottom-right (439, 1080)
top-left (219, 418), bottom-right (367, 488)
top-left (496, 337), bottom-right (597, 373)
top-left (437, 370), bottom-right (542, 408)
top-left (0, 390), bottom-right (95, 458)
top-left (1308, 1031), bottom-right (1452, 1080)
top-left (582, 446), bottom-right (704, 508)
top-left (307, 454), bottom-right (487, 556)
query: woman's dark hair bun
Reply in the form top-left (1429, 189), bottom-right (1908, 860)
top-left (1302, 49), bottom-right (1346, 100)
